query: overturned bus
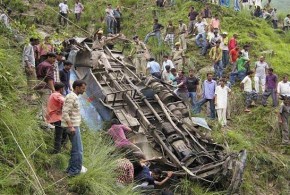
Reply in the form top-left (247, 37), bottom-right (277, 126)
top-left (66, 37), bottom-right (247, 194)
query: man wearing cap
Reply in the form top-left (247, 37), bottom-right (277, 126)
top-left (59, 0), bottom-right (70, 26)
top-left (209, 40), bottom-right (223, 79)
top-left (220, 32), bottom-right (229, 68)
top-left (171, 42), bottom-right (185, 71)
top-left (91, 29), bottom-right (120, 71)
top-left (144, 18), bottom-right (164, 46)
top-left (130, 35), bottom-right (148, 77)
top-left (178, 19), bottom-right (188, 51)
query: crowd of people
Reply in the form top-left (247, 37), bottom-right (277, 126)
top-left (18, 0), bottom-right (290, 191)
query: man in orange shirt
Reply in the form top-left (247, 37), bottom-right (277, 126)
top-left (46, 82), bottom-right (67, 153)
top-left (229, 46), bottom-right (240, 72)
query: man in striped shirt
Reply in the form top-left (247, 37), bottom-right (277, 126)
top-left (62, 80), bottom-right (87, 176)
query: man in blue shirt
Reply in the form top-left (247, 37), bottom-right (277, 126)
top-left (147, 58), bottom-right (161, 79)
top-left (193, 73), bottom-right (217, 119)
top-left (144, 19), bottom-right (164, 46)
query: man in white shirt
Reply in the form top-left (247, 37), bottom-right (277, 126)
top-left (255, 0), bottom-right (262, 8)
top-left (241, 70), bottom-right (258, 112)
top-left (0, 9), bottom-right (11, 29)
top-left (59, 0), bottom-right (70, 26)
top-left (161, 65), bottom-right (171, 83)
top-left (254, 56), bottom-right (268, 93)
top-left (277, 76), bottom-right (290, 100)
top-left (23, 38), bottom-right (38, 90)
top-left (283, 14), bottom-right (290, 31)
top-left (215, 78), bottom-right (231, 126)
top-left (74, 0), bottom-right (84, 22)
top-left (162, 55), bottom-right (174, 71)
top-left (241, 44), bottom-right (250, 72)
top-left (194, 17), bottom-right (207, 56)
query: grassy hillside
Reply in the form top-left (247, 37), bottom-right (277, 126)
top-left (1, 0), bottom-right (290, 194)
top-left (0, 27), bottom-right (137, 195)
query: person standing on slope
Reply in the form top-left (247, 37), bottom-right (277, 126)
top-left (62, 80), bottom-right (87, 176)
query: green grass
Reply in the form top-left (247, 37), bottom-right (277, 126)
top-left (0, 30), bottom-right (138, 194)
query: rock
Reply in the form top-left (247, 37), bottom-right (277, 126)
top-left (199, 65), bottom-right (214, 75)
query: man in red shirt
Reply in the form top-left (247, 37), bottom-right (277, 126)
top-left (46, 82), bottom-right (67, 153)
top-left (228, 33), bottom-right (238, 51)
top-left (229, 46), bottom-right (240, 72)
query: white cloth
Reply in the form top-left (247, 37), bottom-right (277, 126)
top-left (105, 8), bottom-right (114, 18)
top-left (162, 60), bottom-right (174, 70)
top-left (74, 2), bottom-right (84, 14)
top-left (254, 76), bottom-right (266, 93)
top-left (241, 76), bottom-right (253, 92)
top-left (284, 17), bottom-right (290, 27)
top-left (215, 85), bottom-right (231, 109)
top-left (255, 0), bottom-right (262, 7)
top-left (217, 108), bottom-right (227, 126)
top-left (59, 3), bottom-right (69, 14)
top-left (241, 49), bottom-right (249, 60)
top-left (195, 22), bottom-right (206, 34)
top-left (277, 81), bottom-right (290, 96)
top-left (220, 37), bottom-right (228, 51)
top-left (22, 43), bottom-right (35, 67)
top-left (255, 61), bottom-right (268, 77)
top-left (207, 32), bottom-right (215, 41)
top-left (0, 13), bottom-right (9, 27)
top-left (271, 10), bottom-right (278, 20)
top-left (161, 71), bottom-right (171, 82)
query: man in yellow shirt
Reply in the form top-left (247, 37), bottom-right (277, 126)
top-left (209, 40), bottom-right (223, 79)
